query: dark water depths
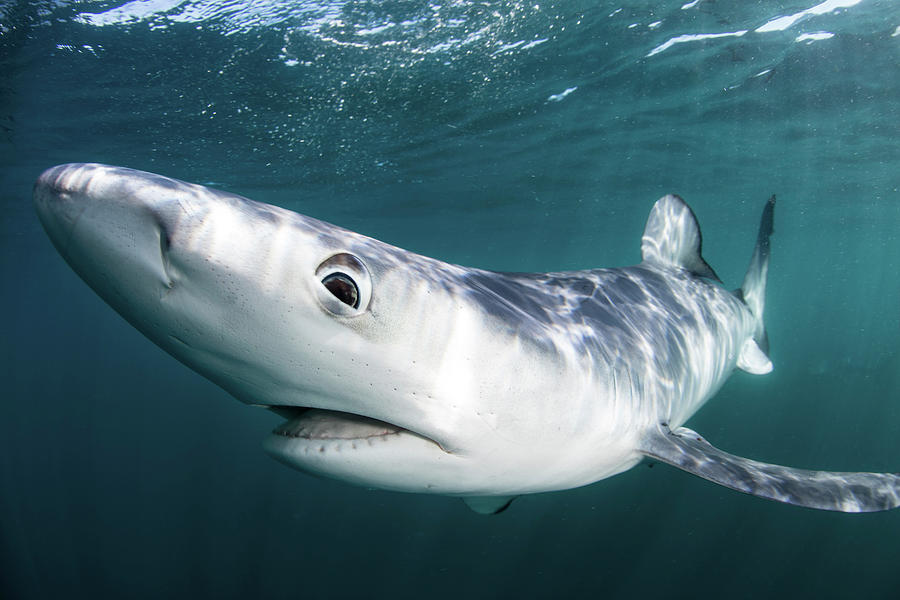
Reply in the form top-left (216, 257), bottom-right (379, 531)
top-left (2, 1), bottom-right (899, 598)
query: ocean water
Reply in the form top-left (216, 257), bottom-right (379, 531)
top-left (2, 0), bottom-right (899, 598)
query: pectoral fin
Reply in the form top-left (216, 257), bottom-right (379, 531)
top-left (639, 425), bottom-right (900, 512)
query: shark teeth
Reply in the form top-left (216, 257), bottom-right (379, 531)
top-left (273, 408), bottom-right (403, 441)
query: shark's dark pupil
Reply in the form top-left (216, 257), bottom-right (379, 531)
top-left (322, 273), bottom-right (359, 309)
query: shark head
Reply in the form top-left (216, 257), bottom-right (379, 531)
top-left (34, 164), bottom-right (626, 498)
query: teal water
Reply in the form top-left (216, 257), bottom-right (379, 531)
top-left (2, 1), bottom-right (899, 598)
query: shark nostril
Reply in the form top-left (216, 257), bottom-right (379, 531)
top-left (160, 228), bottom-right (171, 254)
top-left (158, 227), bottom-right (174, 288)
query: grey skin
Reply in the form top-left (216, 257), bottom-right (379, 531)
top-left (33, 163), bottom-right (900, 514)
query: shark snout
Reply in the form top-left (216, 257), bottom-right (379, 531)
top-left (33, 163), bottom-right (181, 299)
top-left (34, 163), bottom-right (100, 251)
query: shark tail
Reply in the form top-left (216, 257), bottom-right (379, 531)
top-left (640, 193), bottom-right (774, 374)
top-left (737, 196), bottom-right (776, 357)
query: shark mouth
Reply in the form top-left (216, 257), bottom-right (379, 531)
top-left (268, 407), bottom-right (445, 450)
top-left (271, 408), bottom-right (401, 440)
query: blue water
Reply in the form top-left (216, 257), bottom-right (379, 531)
top-left (2, 1), bottom-right (900, 598)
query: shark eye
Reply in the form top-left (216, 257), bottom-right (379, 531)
top-left (321, 273), bottom-right (359, 309)
top-left (314, 253), bottom-right (372, 317)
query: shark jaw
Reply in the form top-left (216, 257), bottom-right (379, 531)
top-left (267, 406), bottom-right (442, 451)
top-left (261, 407), bottom-right (470, 494)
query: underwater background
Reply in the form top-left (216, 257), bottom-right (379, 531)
top-left (2, 0), bottom-right (899, 597)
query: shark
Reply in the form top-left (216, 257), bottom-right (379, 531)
top-left (34, 163), bottom-right (900, 515)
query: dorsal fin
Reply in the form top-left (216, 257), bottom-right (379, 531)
top-left (641, 195), bottom-right (720, 281)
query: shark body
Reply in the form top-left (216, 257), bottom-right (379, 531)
top-left (34, 163), bottom-right (900, 514)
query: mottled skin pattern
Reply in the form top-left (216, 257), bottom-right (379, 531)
top-left (34, 163), bottom-right (900, 513)
top-left (461, 265), bottom-right (753, 429)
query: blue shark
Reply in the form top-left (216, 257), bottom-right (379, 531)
top-left (33, 163), bottom-right (900, 514)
